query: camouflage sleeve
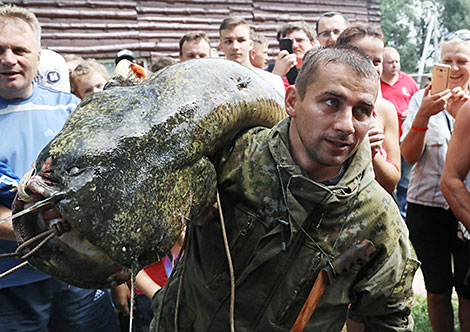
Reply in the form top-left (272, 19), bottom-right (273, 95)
top-left (348, 231), bottom-right (420, 332)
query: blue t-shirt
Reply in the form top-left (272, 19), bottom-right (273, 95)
top-left (0, 83), bottom-right (80, 288)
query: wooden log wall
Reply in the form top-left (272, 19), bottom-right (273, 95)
top-left (6, 0), bottom-right (380, 64)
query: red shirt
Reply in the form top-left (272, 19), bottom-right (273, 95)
top-left (380, 72), bottom-right (419, 137)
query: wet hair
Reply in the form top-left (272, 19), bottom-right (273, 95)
top-left (295, 45), bottom-right (379, 100)
top-left (70, 59), bottom-right (110, 94)
top-left (179, 31), bottom-right (211, 55)
top-left (0, 5), bottom-right (41, 50)
top-left (315, 11), bottom-right (350, 34)
top-left (336, 23), bottom-right (385, 47)
top-left (219, 17), bottom-right (250, 37)
top-left (277, 21), bottom-right (316, 42)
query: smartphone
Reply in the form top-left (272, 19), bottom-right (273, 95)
top-left (279, 38), bottom-right (293, 53)
top-left (430, 64), bottom-right (451, 95)
top-left (278, 38), bottom-right (297, 84)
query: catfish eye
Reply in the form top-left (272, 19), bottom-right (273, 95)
top-left (68, 166), bottom-right (81, 176)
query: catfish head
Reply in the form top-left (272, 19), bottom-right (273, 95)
top-left (12, 58), bottom-right (285, 288)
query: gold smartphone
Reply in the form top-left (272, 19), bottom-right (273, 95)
top-left (430, 64), bottom-right (451, 95)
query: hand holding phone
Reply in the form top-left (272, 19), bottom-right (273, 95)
top-left (279, 38), bottom-right (293, 54)
top-left (278, 38), bottom-right (297, 84)
top-left (430, 64), bottom-right (451, 95)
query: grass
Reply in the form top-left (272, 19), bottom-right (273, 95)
top-left (411, 288), bottom-right (460, 332)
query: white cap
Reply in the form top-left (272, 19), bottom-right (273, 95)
top-left (34, 49), bottom-right (71, 93)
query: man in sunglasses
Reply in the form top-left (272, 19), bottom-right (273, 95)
top-left (316, 11), bottom-right (350, 47)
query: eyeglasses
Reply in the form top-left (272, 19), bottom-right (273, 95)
top-left (318, 29), bottom-right (344, 40)
top-left (443, 30), bottom-right (470, 42)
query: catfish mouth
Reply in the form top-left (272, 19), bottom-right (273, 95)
top-left (11, 165), bottom-right (131, 289)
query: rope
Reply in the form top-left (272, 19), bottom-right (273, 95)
top-left (217, 190), bottom-right (236, 332)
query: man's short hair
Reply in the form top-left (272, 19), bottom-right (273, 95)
top-left (295, 46), bottom-right (378, 100)
top-left (0, 5), bottom-right (41, 49)
top-left (219, 17), bottom-right (250, 36)
top-left (336, 23), bottom-right (385, 47)
top-left (315, 11), bottom-right (350, 34)
top-left (151, 56), bottom-right (177, 72)
top-left (179, 31), bottom-right (211, 55)
top-left (277, 21), bottom-right (316, 42)
top-left (251, 32), bottom-right (268, 47)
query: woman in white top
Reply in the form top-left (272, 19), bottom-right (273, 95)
top-left (401, 30), bottom-right (470, 332)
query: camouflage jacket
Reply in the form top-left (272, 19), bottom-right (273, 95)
top-left (152, 117), bottom-right (418, 332)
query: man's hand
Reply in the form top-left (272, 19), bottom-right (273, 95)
top-left (447, 86), bottom-right (469, 118)
top-left (272, 50), bottom-right (297, 77)
top-left (0, 205), bottom-right (15, 241)
top-left (111, 283), bottom-right (131, 316)
top-left (368, 121), bottom-right (385, 158)
top-left (414, 85), bottom-right (452, 125)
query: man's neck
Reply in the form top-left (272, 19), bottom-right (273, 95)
top-left (381, 72), bottom-right (399, 86)
top-left (288, 119), bottom-right (343, 182)
top-left (0, 83), bottom-right (34, 100)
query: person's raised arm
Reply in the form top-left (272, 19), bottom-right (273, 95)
top-left (135, 268), bottom-right (162, 299)
top-left (442, 101), bottom-right (470, 230)
top-left (370, 99), bottom-right (401, 193)
top-left (401, 85), bottom-right (451, 164)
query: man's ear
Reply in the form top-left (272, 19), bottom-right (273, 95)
top-left (249, 49), bottom-right (255, 62)
top-left (285, 85), bottom-right (298, 117)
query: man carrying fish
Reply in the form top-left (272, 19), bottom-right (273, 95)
top-left (0, 5), bottom-right (119, 331)
top-left (152, 46), bottom-right (418, 331)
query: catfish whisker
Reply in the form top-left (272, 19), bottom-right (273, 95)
top-left (0, 261), bottom-right (29, 279)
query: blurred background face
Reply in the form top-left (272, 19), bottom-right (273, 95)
top-left (351, 36), bottom-right (384, 77)
top-left (0, 20), bottom-right (40, 99)
top-left (441, 42), bottom-right (470, 90)
top-left (180, 39), bottom-right (211, 62)
top-left (317, 15), bottom-right (348, 47)
top-left (219, 24), bottom-right (253, 66)
top-left (74, 72), bottom-right (107, 99)
top-left (285, 29), bottom-right (313, 59)
top-left (250, 43), bottom-right (268, 69)
top-left (383, 48), bottom-right (400, 77)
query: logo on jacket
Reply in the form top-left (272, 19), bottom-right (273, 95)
top-left (46, 70), bottom-right (61, 84)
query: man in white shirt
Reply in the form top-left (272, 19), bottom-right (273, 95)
top-left (218, 17), bottom-right (285, 98)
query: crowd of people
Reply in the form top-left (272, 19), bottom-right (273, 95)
top-left (1, 3), bottom-right (470, 332)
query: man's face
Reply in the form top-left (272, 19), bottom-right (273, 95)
top-left (0, 20), bottom-right (40, 99)
top-left (351, 36), bottom-right (384, 77)
top-left (383, 49), bottom-right (400, 77)
top-left (219, 25), bottom-right (253, 66)
top-left (74, 72), bottom-right (107, 99)
top-left (180, 39), bottom-right (211, 62)
top-left (441, 43), bottom-right (470, 90)
top-left (285, 29), bottom-right (313, 59)
top-left (285, 63), bottom-right (377, 181)
top-left (250, 43), bottom-right (268, 69)
top-left (317, 15), bottom-right (348, 47)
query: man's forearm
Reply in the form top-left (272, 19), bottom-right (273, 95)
top-left (441, 177), bottom-right (470, 230)
top-left (0, 206), bottom-right (15, 241)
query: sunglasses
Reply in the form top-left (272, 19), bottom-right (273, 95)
top-left (443, 30), bottom-right (470, 41)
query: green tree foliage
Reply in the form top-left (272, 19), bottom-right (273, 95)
top-left (380, 0), bottom-right (419, 73)
top-left (381, 0), bottom-right (470, 74)
top-left (437, 0), bottom-right (470, 33)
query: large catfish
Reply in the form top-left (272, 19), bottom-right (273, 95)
top-left (11, 58), bottom-right (286, 288)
